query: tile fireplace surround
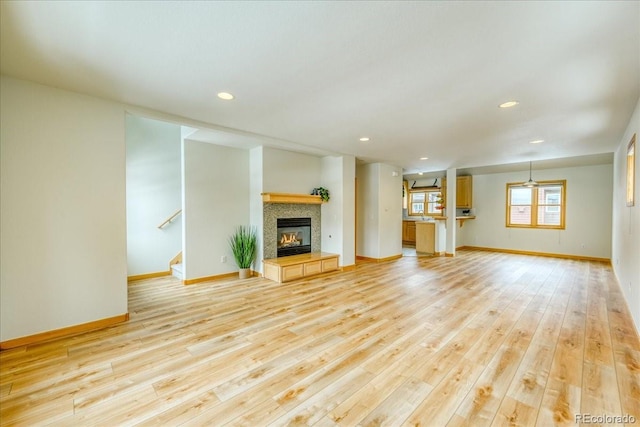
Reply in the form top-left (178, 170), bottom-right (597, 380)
top-left (263, 203), bottom-right (321, 259)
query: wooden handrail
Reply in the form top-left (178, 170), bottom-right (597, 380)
top-left (158, 209), bottom-right (182, 229)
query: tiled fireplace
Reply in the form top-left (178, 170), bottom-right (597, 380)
top-left (263, 203), bottom-right (321, 259)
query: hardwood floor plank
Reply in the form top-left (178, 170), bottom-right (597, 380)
top-left (581, 363), bottom-right (624, 427)
top-left (0, 251), bottom-right (636, 426)
top-left (176, 351), bottom-right (335, 425)
top-left (613, 349), bottom-right (640, 422)
top-left (406, 358), bottom-right (486, 426)
top-left (135, 390), bottom-right (221, 426)
top-left (494, 266), bottom-right (573, 424)
top-left (357, 376), bottom-right (434, 426)
top-left (62, 385), bottom-right (159, 426)
top-left (452, 257), bottom-right (565, 427)
top-left (328, 361), bottom-right (413, 425)
top-left (0, 382), bottom-right (11, 398)
top-left (271, 322), bottom-right (392, 413)
top-left (232, 396), bottom-right (287, 426)
top-left (536, 379), bottom-right (580, 426)
top-left (0, 362), bottom-right (114, 413)
top-left (271, 367), bottom-right (375, 426)
top-left (491, 396), bottom-right (538, 427)
top-left (0, 391), bottom-right (75, 426)
top-left (535, 262), bottom-right (589, 427)
top-left (500, 342), bottom-right (554, 413)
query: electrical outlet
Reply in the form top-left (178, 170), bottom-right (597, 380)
top-left (221, 255), bottom-right (227, 263)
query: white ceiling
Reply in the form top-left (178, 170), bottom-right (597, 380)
top-left (2, 1), bottom-right (638, 175)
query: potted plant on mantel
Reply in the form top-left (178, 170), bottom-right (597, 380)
top-left (229, 226), bottom-right (257, 279)
top-left (311, 187), bottom-right (330, 202)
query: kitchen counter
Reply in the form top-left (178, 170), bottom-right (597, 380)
top-left (403, 215), bottom-right (475, 228)
top-left (431, 215), bottom-right (475, 227)
top-left (430, 215), bottom-right (476, 220)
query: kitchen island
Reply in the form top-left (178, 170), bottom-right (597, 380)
top-left (415, 221), bottom-right (437, 254)
top-left (404, 216), bottom-right (476, 255)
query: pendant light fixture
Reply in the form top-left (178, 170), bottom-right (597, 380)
top-left (523, 161), bottom-right (538, 187)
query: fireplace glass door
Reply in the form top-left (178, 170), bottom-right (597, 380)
top-left (277, 218), bottom-right (311, 257)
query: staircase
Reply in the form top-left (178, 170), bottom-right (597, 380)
top-left (171, 263), bottom-right (183, 280)
top-left (169, 251), bottom-right (183, 280)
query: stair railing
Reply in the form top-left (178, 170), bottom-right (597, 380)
top-left (158, 209), bottom-right (182, 229)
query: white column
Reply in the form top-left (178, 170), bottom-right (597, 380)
top-left (321, 155), bottom-right (356, 267)
top-left (446, 168), bottom-right (457, 256)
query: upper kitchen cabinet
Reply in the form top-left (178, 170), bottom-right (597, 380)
top-left (441, 176), bottom-right (473, 209)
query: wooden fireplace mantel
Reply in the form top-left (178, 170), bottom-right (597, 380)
top-left (261, 193), bottom-right (323, 204)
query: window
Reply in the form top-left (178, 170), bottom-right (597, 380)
top-left (506, 180), bottom-right (566, 229)
top-left (409, 189), bottom-right (443, 216)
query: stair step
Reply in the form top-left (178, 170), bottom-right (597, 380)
top-left (171, 263), bottom-right (183, 279)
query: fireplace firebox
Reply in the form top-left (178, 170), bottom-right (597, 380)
top-left (277, 217), bottom-right (311, 257)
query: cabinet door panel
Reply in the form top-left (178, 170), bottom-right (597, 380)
top-left (304, 261), bottom-right (322, 276)
top-left (457, 176), bottom-right (472, 208)
top-left (282, 264), bottom-right (304, 281)
top-left (322, 257), bottom-right (338, 272)
top-left (441, 176), bottom-right (473, 208)
top-left (407, 222), bottom-right (416, 243)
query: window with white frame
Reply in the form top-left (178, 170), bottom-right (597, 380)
top-left (409, 189), bottom-right (443, 216)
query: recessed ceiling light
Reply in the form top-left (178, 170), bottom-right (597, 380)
top-left (217, 92), bottom-right (234, 100)
top-left (359, 137), bottom-right (370, 142)
top-left (529, 139), bottom-right (544, 144)
top-left (499, 101), bottom-right (519, 108)
top-left (420, 157), bottom-right (429, 160)
top-left (418, 172), bottom-right (424, 175)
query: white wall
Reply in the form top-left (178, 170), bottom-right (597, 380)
top-left (183, 140), bottom-right (250, 280)
top-left (126, 115), bottom-right (182, 276)
top-left (612, 97), bottom-right (640, 331)
top-left (321, 155), bottom-right (356, 267)
top-left (0, 76), bottom-right (128, 341)
top-left (342, 157), bottom-right (356, 266)
top-left (462, 163), bottom-right (613, 259)
top-left (379, 163), bottom-right (403, 258)
top-left (262, 147), bottom-right (322, 193)
top-left (357, 163), bottom-right (380, 258)
top-left (356, 163), bottom-right (403, 259)
top-left (249, 147), bottom-right (265, 272)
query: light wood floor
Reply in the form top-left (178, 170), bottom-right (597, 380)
top-left (1, 250), bottom-right (639, 426)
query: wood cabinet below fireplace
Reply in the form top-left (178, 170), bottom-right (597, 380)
top-left (263, 252), bottom-right (339, 283)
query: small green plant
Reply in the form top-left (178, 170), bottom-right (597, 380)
top-left (311, 187), bottom-right (330, 202)
top-left (229, 226), bottom-right (257, 269)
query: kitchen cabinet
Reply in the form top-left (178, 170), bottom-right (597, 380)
top-left (441, 175), bottom-right (473, 209)
top-left (402, 220), bottom-right (416, 245)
